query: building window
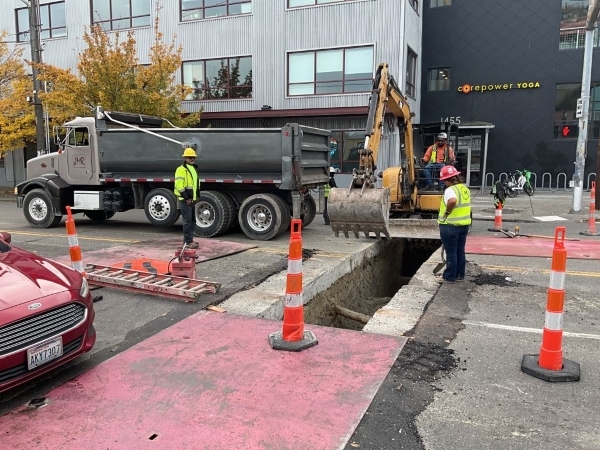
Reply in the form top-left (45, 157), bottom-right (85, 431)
top-left (288, 46), bottom-right (373, 96)
top-left (559, 0), bottom-right (600, 50)
top-left (408, 0), bottom-right (419, 13)
top-left (430, 0), bottom-right (451, 7)
top-left (183, 56), bottom-right (253, 100)
top-left (329, 131), bottom-right (367, 173)
top-left (181, 0), bottom-right (252, 21)
top-left (428, 68), bottom-right (450, 91)
top-left (554, 82), bottom-right (600, 139)
top-left (288, 0), bottom-right (355, 7)
top-left (16, 1), bottom-right (67, 42)
top-left (91, 0), bottom-right (152, 31)
top-left (406, 48), bottom-right (417, 98)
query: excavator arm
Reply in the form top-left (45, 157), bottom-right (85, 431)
top-left (328, 63), bottom-right (416, 239)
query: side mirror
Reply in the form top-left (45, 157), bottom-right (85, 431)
top-left (0, 232), bottom-right (11, 243)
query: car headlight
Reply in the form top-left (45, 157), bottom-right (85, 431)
top-left (79, 277), bottom-right (90, 298)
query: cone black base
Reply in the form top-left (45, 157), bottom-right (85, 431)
top-left (521, 354), bottom-right (581, 382)
top-left (268, 330), bottom-right (318, 352)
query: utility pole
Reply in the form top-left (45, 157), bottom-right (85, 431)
top-left (27, 0), bottom-right (46, 155)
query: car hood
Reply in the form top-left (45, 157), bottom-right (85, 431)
top-left (0, 246), bottom-right (80, 311)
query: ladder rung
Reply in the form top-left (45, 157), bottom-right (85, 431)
top-left (171, 280), bottom-right (190, 289)
top-left (137, 274), bottom-right (156, 283)
top-left (122, 272), bottom-right (141, 281)
top-left (189, 283), bottom-right (207, 292)
top-left (152, 278), bottom-right (172, 286)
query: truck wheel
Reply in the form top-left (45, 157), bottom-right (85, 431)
top-left (85, 211), bottom-right (115, 221)
top-left (238, 194), bottom-right (283, 241)
top-left (270, 195), bottom-right (291, 236)
top-left (300, 195), bottom-right (317, 227)
top-left (144, 188), bottom-right (180, 227)
top-left (23, 189), bottom-right (61, 228)
top-left (221, 193), bottom-right (239, 231)
top-left (195, 191), bottom-right (231, 238)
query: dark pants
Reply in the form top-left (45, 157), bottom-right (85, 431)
top-left (179, 200), bottom-right (195, 244)
top-left (439, 224), bottom-right (469, 281)
top-left (424, 163), bottom-right (445, 188)
top-left (323, 197), bottom-right (329, 224)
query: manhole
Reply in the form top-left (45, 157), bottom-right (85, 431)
top-left (304, 238), bottom-right (439, 331)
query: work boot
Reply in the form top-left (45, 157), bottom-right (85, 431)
top-left (187, 242), bottom-right (199, 249)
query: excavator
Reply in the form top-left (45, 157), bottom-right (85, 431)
top-left (327, 62), bottom-right (444, 239)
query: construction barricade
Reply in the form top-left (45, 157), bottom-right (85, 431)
top-left (521, 227), bottom-right (580, 382)
top-left (268, 218), bottom-right (318, 352)
top-left (65, 206), bottom-right (85, 274)
top-left (580, 181), bottom-right (599, 236)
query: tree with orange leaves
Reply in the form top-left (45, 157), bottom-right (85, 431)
top-left (38, 11), bottom-right (199, 129)
top-left (0, 30), bottom-right (34, 153)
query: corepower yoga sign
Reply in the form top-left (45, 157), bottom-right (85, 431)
top-left (458, 81), bottom-right (541, 93)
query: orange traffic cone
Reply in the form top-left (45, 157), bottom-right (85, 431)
top-left (65, 206), bottom-right (85, 275)
top-left (268, 218), bottom-right (318, 352)
top-left (521, 227), bottom-right (580, 382)
top-left (488, 202), bottom-right (503, 232)
top-left (580, 182), bottom-right (599, 236)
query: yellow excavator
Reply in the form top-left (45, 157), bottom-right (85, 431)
top-left (327, 63), bottom-right (443, 239)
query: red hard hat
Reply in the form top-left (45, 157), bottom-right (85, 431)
top-left (439, 165), bottom-right (461, 181)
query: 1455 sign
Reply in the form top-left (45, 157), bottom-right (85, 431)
top-left (441, 116), bottom-right (461, 124)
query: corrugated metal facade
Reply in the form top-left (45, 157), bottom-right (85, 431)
top-left (0, 0), bottom-right (421, 182)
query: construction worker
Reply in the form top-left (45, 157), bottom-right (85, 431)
top-left (175, 148), bottom-right (200, 249)
top-left (422, 132), bottom-right (456, 189)
top-left (437, 165), bottom-right (471, 283)
top-left (323, 167), bottom-right (337, 225)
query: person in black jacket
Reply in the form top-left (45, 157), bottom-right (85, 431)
top-left (323, 167), bottom-right (337, 225)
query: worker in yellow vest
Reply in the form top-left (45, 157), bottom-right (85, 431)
top-left (437, 165), bottom-right (471, 283)
top-left (174, 148), bottom-right (200, 249)
top-left (323, 167), bottom-right (337, 225)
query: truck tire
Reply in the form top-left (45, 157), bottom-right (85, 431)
top-left (23, 189), bottom-right (62, 228)
top-left (238, 194), bottom-right (284, 241)
top-left (144, 188), bottom-right (180, 227)
top-left (195, 191), bottom-right (231, 238)
top-left (270, 195), bottom-right (291, 236)
top-left (300, 195), bottom-right (317, 227)
top-left (85, 211), bottom-right (115, 221)
top-left (221, 193), bottom-right (239, 231)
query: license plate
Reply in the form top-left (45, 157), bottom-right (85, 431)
top-left (27, 336), bottom-right (63, 370)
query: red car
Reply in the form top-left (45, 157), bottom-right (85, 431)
top-left (0, 231), bottom-right (96, 394)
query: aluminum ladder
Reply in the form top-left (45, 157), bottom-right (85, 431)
top-left (84, 264), bottom-right (221, 302)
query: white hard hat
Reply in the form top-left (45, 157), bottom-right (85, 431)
top-left (437, 132), bottom-right (448, 140)
top-left (329, 167), bottom-right (336, 173)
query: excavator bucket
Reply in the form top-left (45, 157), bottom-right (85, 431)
top-left (328, 187), bottom-right (391, 239)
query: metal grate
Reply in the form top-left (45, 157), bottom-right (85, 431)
top-left (0, 303), bottom-right (86, 356)
top-left (0, 336), bottom-right (83, 384)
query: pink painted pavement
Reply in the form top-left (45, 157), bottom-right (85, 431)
top-left (466, 235), bottom-right (600, 260)
top-left (1, 312), bottom-right (406, 450)
top-left (53, 236), bottom-right (256, 269)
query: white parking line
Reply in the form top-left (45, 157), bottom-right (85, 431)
top-left (463, 320), bottom-right (600, 340)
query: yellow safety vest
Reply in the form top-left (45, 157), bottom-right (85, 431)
top-left (431, 144), bottom-right (449, 163)
top-left (174, 164), bottom-right (200, 201)
top-left (324, 183), bottom-right (331, 198)
top-left (438, 183), bottom-right (472, 226)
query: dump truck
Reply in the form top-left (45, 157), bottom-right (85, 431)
top-left (15, 107), bottom-right (331, 241)
top-left (328, 63), bottom-right (452, 240)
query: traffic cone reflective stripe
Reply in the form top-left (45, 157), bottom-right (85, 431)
top-left (65, 206), bottom-right (85, 274)
top-left (268, 218), bottom-right (318, 351)
top-left (521, 227), bottom-right (580, 382)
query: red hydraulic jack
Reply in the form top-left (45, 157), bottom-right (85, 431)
top-left (171, 244), bottom-right (198, 278)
